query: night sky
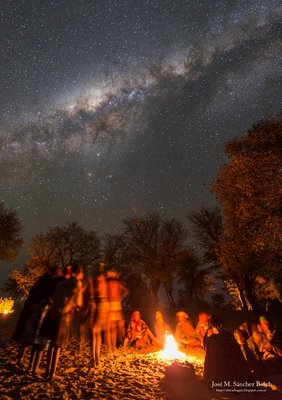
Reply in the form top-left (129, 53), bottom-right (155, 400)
top-left (1, 0), bottom-right (282, 252)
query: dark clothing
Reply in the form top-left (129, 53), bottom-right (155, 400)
top-left (40, 277), bottom-right (83, 348)
top-left (12, 275), bottom-right (63, 344)
top-left (204, 329), bottom-right (251, 384)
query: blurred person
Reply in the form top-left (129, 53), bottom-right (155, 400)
top-left (26, 266), bottom-right (65, 375)
top-left (195, 312), bottom-right (211, 346)
top-left (175, 311), bottom-right (201, 349)
top-left (256, 316), bottom-right (282, 359)
top-left (154, 310), bottom-right (171, 347)
top-left (78, 276), bottom-right (94, 354)
top-left (40, 265), bottom-right (85, 380)
top-left (234, 322), bottom-right (260, 374)
top-left (12, 266), bottom-right (64, 368)
top-left (90, 262), bottom-right (111, 367)
top-left (64, 265), bottom-right (72, 279)
top-left (107, 269), bottom-right (128, 351)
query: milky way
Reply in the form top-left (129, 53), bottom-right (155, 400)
top-left (0, 0), bottom-right (282, 262)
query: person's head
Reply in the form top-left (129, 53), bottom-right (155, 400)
top-left (259, 316), bottom-right (273, 332)
top-left (72, 265), bottom-right (84, 280)
top-left (131, 310), bottom-right (141, 322)
top-left (155, 310), bottom-right (164, 323)
top-left (49, 265), bottom-right (63, 277)
top-left (210, 315), bottom-right (223, 331)
top-left (198, 312), bottom-right (210, 324)
top-left (64, 265), bottom-right (72, 279)
top-left (107, 270), bottom-right (119, 279)
top-left (98, 261), bottom-right (106, 272)
top-left (176, 311), bottom-right (189, 322)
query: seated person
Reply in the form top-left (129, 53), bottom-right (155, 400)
top-left (175, 311), bottom-right (201, 348)
top-left (195, 312), bottom-right (211, 346)
top-left (124, 310), bottom-right (156, 348)
top-left (256, 316), bottom-right (282, 359)
top-left (234, 322), bottom-right (260, 373)
top-left (154, 310), bottom-right (171, 347)
top-left (204, 315), bottom-right (251, 386)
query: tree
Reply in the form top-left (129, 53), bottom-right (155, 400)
top-left (102, 233), bottom-right (126, 271)
top-left (27, 222), bottom-right (101, 269)
top-left (0, 202), bottom-right (23, 263)
top-left (188, 207), bottom-right (223, 270)
top-left (177, 248), bottom-right (215, 308)
top-left (122, 213), bottom-right (188, 306)
top-left (7, 222), bottom-right (101, 299)
top-left (213, 117), bottom-right (282, 311)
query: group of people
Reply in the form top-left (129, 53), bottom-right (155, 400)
top-left (12, 262), bottom-right (128, 380)
top-left (12, 264), bottom-right (282, 384)
top-left (125, 309), bottom-right (282, 385)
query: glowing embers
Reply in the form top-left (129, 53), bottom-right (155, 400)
top-left (158, 334), bottom-right (187, 361)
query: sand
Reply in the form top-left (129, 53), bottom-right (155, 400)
top-left (0, 318), bottom-right (282, 400)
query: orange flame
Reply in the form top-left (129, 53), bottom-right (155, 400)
top-left (158, 334), bottom-right (187, 361)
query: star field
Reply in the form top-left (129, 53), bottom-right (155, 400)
top-left (0, 0), bottom-right (282, 249)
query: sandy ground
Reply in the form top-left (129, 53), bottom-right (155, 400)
top-left (1, 317), bottom-right (282, 400)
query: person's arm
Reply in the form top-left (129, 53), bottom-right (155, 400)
top-left (76, 279), bottom-right (84, 308)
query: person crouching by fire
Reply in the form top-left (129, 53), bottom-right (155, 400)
top-left (124, 310), bottom-right (156, 348)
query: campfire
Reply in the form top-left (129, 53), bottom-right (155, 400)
top-left (157, 334), bottom-right (187, 361)
top-left (0, 298), bottom-right (14, 315)
top-left (153, 333), bottom-right (204, 375)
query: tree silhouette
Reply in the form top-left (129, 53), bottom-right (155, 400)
top-left (188, 206), bottom-right (223, 270)
top-left (123, 213), bottom-right (188, 306)
top-left (213, 117), bottom-right (282, 311)
top-left (0, 202), bottom-right (23, 263)
top-left (177, 248), bottom-right (214, 308)
top-left (7, 222), bottom-right (100, 299)
top-left (102, 233), bottom-right (125, 270)
top-left (27, 222), bottom-right (101, 268)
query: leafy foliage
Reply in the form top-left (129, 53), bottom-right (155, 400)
top-left (213, 117), bottom-right (282, 310)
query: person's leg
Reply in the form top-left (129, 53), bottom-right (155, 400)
top-left (49, 347), bottom-right (61, 380)
top-left (147, 328), bottom-right (157, 344)
top-left (136, 331), bottom-right (149, 347)
top-left (44, 345), bottom-right (54, 378)
top-left (110, 322), bottom-right (117, 351)
top-left (26, 346), bottom-right (36, 372)
top-left (32, 349), bottom-right (43, 374)
top-left (16, 345), bottom-right (28, 365)
top-left (117, 319), bottom-right (125, 346)
top-left (105, 324), bottom-right (112, 355)
top-left (92, 326), bottom-right (101, 366)
top-left (79, 321), bottom-right (86, 353)
top-left (95, 329), bottom-right (102, 366)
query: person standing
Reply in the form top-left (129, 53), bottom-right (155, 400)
top-left (90, 263), bottom-right (111, 367)
top-left (107, 270), bottom-right (128, 351)
top-left (40, 265), bottom-right (85, 380)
